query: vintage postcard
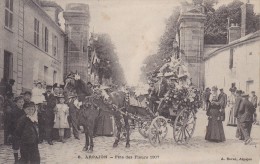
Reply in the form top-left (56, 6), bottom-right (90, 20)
top-left (0, 0), bottom-right (259, 163)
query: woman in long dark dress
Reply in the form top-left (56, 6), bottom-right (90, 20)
top-left (205, 86), bottom-right (226, 142)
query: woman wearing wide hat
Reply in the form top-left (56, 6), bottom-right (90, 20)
top-left (205, 86), bottom-right (226, 142)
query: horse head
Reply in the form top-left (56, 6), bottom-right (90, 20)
top-left (64, 72), bottom-right (92, 102)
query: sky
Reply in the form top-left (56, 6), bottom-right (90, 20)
top-left (53, 0), bottom-right (260, 86)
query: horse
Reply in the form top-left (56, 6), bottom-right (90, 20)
top-left (64, 73), bottom-right (101, 153)
top-left (100, 88), bottom-right (154, 148)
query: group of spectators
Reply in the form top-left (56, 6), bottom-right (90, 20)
top-left (0, 80), bottom-right (93, 164)
top-left (203, 86), bottom-right (258, 145)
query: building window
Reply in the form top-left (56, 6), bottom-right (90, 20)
top-left (3, 51), bottom-right (13, 82)
top-left (52, 34), bottom-right (58, 56)
top-left (53, 71), bottom-right (57, 84)
top-left (5, 0), bottom-right (13, 29)
top-left (229, 48), bottom-right (234, 69)
top-left (34, 18), bottom-right (40, 47)
top-left (44, 66), bottom-right (48, 82)
top-left (45, 27), bottom-right (49, 52)
top-left (42, 24), bottom-right (45, 50)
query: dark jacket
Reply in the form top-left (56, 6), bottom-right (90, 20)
top-left (250, 95), bottom-right (258, 108)
top-left (238, 99), bottom-right (256, 123)
top-left (43, 93), bottom-right (56, 124)
top-left (234, 96), bottom-right (243, 118)
top-left (8, 105), bottom-right (25, 136)
top-left (5, 84), bottom-right (13, 95)
top-left (14, 115), bottom-right (39, 146)
top-left (218, 92), bottom-right (227, 109)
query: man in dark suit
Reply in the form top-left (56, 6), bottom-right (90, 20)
top-left (238, 94), bottom-right (256, 145)
top-left (43, 85), bottom-right (56, 145)
top-left (234, 90), bottom-right (244, 140)
top-left (219, 89), bottom-right (227, 121)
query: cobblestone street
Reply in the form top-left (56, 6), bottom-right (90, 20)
top-left (0, 110), bottom-right (259, 164)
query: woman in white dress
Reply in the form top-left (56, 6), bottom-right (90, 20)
top-left (227, 88), bottom-right (237, 126)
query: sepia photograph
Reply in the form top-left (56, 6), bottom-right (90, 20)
top-left (0, 0), bottom-right (259, 163)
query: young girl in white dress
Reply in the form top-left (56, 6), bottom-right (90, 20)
top-left (53, 95), bottom-right (69, 143)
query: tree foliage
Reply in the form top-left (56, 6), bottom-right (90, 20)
top-left (141, 0), bottom-right (260, 81)
top-left (205, 0), bottom-right (259, 44)
top-left (91, 33), bottom-right (126, 85)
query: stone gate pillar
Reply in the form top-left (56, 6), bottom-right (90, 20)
top-left (63, 3), bottom-right (90, 81)
top-left (178, 3), bottom-right (206, 88)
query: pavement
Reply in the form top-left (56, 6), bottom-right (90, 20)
top-left (0, 109), bottom-right (259, 164)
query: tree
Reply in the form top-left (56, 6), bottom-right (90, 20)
top-left (91, 33), bottom-right (126, 85)
top-left (205, 0), bottom-right (260, 44)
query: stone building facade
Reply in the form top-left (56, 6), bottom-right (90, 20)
top-left (63, 3), bottom-right (90, 82)
top-left (178, 1), bottom-right (259, 96)
top-left (178, 3), bottom-right (206, 88)
top-left (0, 0), bottom-right (65, 95)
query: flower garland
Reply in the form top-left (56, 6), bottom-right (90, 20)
top-left (163, 86), bottom-right (202, 112)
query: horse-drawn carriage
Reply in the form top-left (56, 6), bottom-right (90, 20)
top-left (119, 85), bottom-right (200, 147)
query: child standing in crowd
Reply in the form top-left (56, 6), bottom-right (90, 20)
top-left (53, 95), bottom-right (69, 143)
top-left (14, 102), bottom-right (40, 164)
top-left (8, 96), bottom-right (25, 163)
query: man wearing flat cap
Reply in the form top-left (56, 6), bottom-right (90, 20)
top-left (234, 90), bottom-right (244, 140)
top-left (238, 93), bottom-right (256, 145)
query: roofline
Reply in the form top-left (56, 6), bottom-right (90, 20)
top-left (204, 31), bottom-right (260, 61)
top-left (27, 0), bottom-right (65, 35)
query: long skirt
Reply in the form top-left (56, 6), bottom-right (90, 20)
top-left (205, 108), bottom-right (226, 142)
top-left (227, 106), bottom-right (237, 126)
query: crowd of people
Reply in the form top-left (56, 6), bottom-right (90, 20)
top-left (202, 86), bottom-right (258, 144)
top-left (0, 79), bottom-right (95, 164)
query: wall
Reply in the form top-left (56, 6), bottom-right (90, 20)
top-left (205, 38), bottom-right (260, 96)
top-left (22, 0), bottom-right (64, 91)
top-left (0, 0), bottom-right (24, 95)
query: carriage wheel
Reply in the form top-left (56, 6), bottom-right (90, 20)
top-left (173, 109), bottom-right (196, 144)
top-left (148, 116), bottom-right (168, 147)
top-left (138, 120), bottom-right (151, 138)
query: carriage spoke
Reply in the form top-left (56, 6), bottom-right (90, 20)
top-left (185, 128), bottom-right (191, 138)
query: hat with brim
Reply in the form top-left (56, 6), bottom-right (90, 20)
top-left (46, 85), bottom-right (52, 89)
top-left (178, 74), bottom-right (188, 79)
top-left (68, 95), bottom-right (77, 99)
top-left (57, 94), bottom-right (65, 98)
top-left (53, 83), bottom-right (59, 88)
top-left (164, 72), bottom-right (174, 77)
top-left (100, 85), bottom-right (110, 90)
top-left (229, 87), bottom-right (237, 92)
top-left (66, 73), bottom-right (75, 79)
top-left (24, 91), bottom-right (32, 95)
top-left (212, 86), bottom-right (218, 91)
top-left (241, 93), bottom-right (249, 97)
top-left (24, 102), bottom-right (35, 109)
top-left (157, 72), bottom-right (164, 77)
top-left (36, 81), bottom-right (42, 85)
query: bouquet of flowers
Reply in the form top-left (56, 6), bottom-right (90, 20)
top-left (164, 86), bottom-right (202, 113)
